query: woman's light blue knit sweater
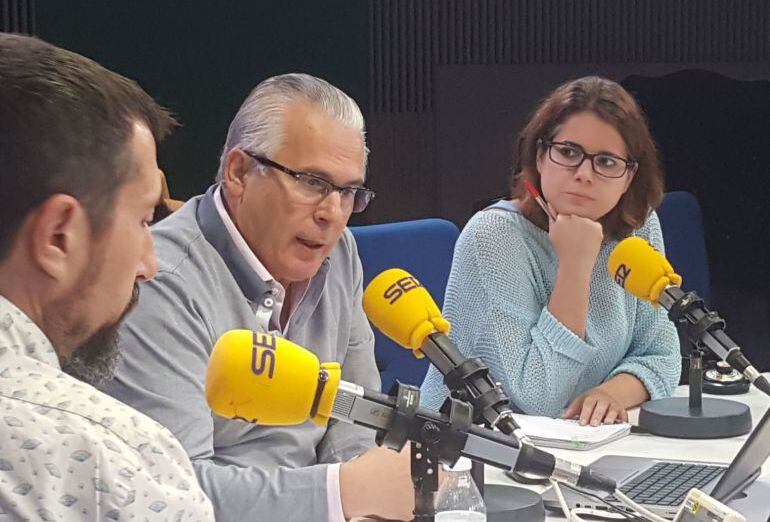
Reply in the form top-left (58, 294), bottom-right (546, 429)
top-left (420, 200), bottom-right (681, 417)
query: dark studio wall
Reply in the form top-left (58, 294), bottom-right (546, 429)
top-left (366, 0), bottom-right (770, 226)
top-left (33, 0), bottom-right (369, 201)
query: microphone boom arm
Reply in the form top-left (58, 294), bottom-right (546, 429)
top-left (328, 378), bottom-right (616, 494)
top-left (422, 333), bottom-right (530, 443)
top-left (659, 286), bottom-right (770, 397)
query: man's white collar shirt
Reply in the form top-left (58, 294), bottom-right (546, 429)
top-left (214, 185), bottom-right (344, 521)
top-left (213, 185), bottom-right (309, 333)
top-left (0, 295), bottom-right (214, 520)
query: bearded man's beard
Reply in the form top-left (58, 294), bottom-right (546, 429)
top-left (61, 284), bottom-right (139, 387)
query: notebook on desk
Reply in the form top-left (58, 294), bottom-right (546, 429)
top-left (541, 405), bottom-right (770, 518)
top-left (512, 414), bottom-right (631, 450)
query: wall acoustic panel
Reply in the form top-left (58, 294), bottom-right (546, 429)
top-left (1, 0), bottom-right (35, 34)
top-left (369, 0), bottom-right (770, 114)
top-left (364, 1), bottom-right (770, 225)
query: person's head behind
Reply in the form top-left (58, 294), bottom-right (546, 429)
top-left (510, 76), bottom-right (663, 239)
top-left (217, 73), bottom-right (370, 287)
top-left (0, 34), bottom-right (177, 384)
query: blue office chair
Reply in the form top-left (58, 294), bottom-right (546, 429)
top-left (350, 219), bottom-right (460, 391)
top-left (656, 191), bottom-right (711, 305)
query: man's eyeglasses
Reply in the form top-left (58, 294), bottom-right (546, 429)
top-left (243, 151), bottom-right (376, 213)
top-left (539, 140), bottom-right (637, 179)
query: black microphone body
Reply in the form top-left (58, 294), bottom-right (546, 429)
top-left (420, 332), bottom-right (531, 443)
top-left (329, 378), bottom-right (616, 493)
top-left (659, 286), bottom-right (770, 396)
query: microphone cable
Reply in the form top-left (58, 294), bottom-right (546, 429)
top-left (551, 480), bottom-right (671, 522)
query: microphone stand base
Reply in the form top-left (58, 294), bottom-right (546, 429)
top-left (484, 484), bottom-right (544, 522)
top-left (639, 397), bottom-right (752, 439)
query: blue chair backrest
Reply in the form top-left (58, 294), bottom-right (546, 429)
top-left (350, 219), bottom-right (460, 392)
top-left (656, 191), bottom-right (711, 305)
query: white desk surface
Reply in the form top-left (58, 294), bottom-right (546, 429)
top-left (486, 378), bottom-right (770, 520)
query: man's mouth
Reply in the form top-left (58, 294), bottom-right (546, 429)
top-left (297, 237), bottom-right (325, 250)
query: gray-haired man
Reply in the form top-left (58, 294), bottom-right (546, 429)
top-left (103, 74), bottom-right (415, 521)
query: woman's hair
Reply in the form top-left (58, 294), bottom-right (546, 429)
top-left (509, 76), bottom-right (664, 238)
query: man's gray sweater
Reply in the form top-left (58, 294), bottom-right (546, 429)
top-left (103, 185), bottom-right (380, 521)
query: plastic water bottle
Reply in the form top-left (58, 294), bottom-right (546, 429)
top-left (434, 457), bottom-right (486, 521)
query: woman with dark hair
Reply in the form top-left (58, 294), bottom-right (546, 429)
top-left (421, 76), bottom-right (680, 425)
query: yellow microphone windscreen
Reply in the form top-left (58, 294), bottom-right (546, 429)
top-left (205, 330), bottom-right (324, 425)
top-left (362, 268), bottom-right (450, 356)
top-left (607, 237), bottom-right (683, 305)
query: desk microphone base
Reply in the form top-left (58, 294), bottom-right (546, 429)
top-left (484, 484), bottom-right (544, 522)
top-left (639, 397), bottom-right (752, 439)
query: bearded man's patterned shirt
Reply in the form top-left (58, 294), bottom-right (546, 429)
top-left (0, 295), bottom-right (214, 521)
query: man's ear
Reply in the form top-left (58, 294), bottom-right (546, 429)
top-left (28, 194), bottom-right (90, 282)
top-left (222, 149), bottom-right (253, 199)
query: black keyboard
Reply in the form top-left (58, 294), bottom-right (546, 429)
top-left (616, 461), bottom-right (726, 507)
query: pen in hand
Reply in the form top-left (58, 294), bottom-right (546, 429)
top-left (523, 179), bottom-right (557, 222)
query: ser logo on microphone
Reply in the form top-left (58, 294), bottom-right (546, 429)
top-left (383, 275), bottom-right (423, 304)
top-left (614, 263), bottom-right (631, 288)
top-left (251, 332), bottom-right (277, 379)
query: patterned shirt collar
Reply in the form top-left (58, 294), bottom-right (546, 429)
top-left (0, 294), bottom-right (59, 369)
